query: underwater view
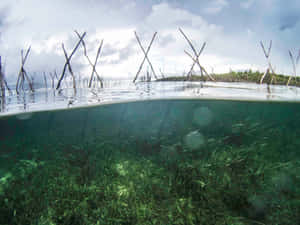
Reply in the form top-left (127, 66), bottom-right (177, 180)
top-left (0, 92), bottom-right (299, 225)
top-left (2, 0), bottom-right (300, 224)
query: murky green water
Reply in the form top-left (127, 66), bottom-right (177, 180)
top-left (0, 99), bottom-right (299, 225)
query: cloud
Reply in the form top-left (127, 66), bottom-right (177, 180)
top-left (1, 0), bottom-right (300, 81)
top-left (0, 7), bottom-right (7, 28)
top-left (100, 39), bottom-right (136, 65)
top-left (240, 0), bottom-right (255, 9)
top-left (144, 3), bottom-right (208, 30)
top-left (279, 18), bottom-right (300, 31)
top-left (278, 12), bottom-right (300, 31)
top-left (157, 33), bottom-right (176, 47)
top-left (0, 4), bottom-right (10, 40)
top-left (259, 0), bottom-right (300, 32)
top-left (203, 0), bottom-right (229, 14)
top-left (0, 0), bottom-right (141, 79)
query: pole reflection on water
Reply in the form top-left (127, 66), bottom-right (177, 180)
top-left (0, 80), bottom-right (300, 116)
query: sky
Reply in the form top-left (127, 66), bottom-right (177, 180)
top-left (0, 0), bottom-right (300, 81)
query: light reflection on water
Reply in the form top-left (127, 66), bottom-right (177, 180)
top-left (1, 80), bottom-right (300, 116)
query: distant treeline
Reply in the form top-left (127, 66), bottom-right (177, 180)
top-left (158, 70), bottom-right (300, 87)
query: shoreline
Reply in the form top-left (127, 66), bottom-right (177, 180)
top-left (156, 71), bottom-right (300, 87)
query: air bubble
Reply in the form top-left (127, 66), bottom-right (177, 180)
top-left (193, 106), bottom-right (213, 127)
top-left (184, 130), bottom-right (205, 150)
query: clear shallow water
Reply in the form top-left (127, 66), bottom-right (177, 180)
top-left (0, 82), bottom-right (300, 224)
top-left (1, 80), bottom-right (300, 116)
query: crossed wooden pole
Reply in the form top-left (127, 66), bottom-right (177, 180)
top-left (16, 46), bottom-right (34, 94)
top-left (179, 28), bottom-right (214, 81)
top-left (260, 40), bottom-right (275, 84)
top-left (287, 49), bottom-right (300, 86)
top-left (6, 30), bottom-right (300, 95)
top-left (56, 31), bottom-right (87, 93)
top-left (43, 72), bottom-right (48, 89)
top-left (0, 56), bottom-right (6, 97)
top-left (0, 56), bottom-right (11, 97)
top-left (133, 31), bottom-right (158, 83)
top-left (48, 71), bottom-right (56, 89)
top-left (75, 30), bottom-right (104, 88)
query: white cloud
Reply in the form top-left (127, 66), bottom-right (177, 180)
top-left (0, 0), bottom-right (299, 81)
top-left (133, 3), bottom-right (229, 76)
top-left (204, 0), bottom-right (229, 14)
top-left (240, 0), bottom-right (255, 9)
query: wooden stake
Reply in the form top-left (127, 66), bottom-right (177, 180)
top-left (43, 72), bottom-right (48, 89)
top-left (159, 68), bottom-right (165, 78)
top-left (259, 40), bottom-right (275, 84)
top-left (0, 57), bottom-right (11, 95)
top-left (54, 70), bottom-right (58, 80)
top-left (61, 43), bottom-right (77, 93)
top-left (49, 72), bottom-right (55, 89)
top-left (16, 46), bottom-right (34, 94)
top-left (134, 31), bottom-right (157, 81)
top-left (187, 43), bottom-right (206, 77)
top-left (75, 30), bottom-right (104, 88)
top-left (133, 31), bottom-right (158, 83)
top-left (184, 50), bottom-right (215, 81)
top-left (287, 49), bottom-right (300, 86)
top-left (0, 56), bottom-right (5, 97)
top-left (56, 32), bottom-right (86, 91)
top-left (179, 28), bottom-right (214, 81)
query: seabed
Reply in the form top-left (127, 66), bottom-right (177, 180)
top-left (0, 98), bottom-right (299, 225)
